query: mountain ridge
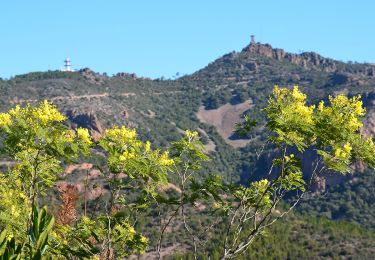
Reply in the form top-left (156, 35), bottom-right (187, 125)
top-left (1, 41), bottom-right (374, 185)
top-left (0, 40), bottom-right (375, 231)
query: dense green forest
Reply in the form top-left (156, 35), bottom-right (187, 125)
top-left (297, 169), bottom-right (375, 229)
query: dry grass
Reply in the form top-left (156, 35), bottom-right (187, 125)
top-left (196, 100), bottom-right (253, 148)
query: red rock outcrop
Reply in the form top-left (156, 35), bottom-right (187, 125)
top-left (242, 42), bottom-right (375, 74)
top-left (66, 110), bottom-right (104, 140)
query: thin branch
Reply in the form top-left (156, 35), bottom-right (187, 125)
top-left (156, 204), bottom-right (182, 260)
top-left (182, 204), bottom-right (197, 260)
top-left (84, 169), bottom-right (89, 216)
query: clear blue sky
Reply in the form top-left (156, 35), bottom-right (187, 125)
top-left (1, 0), bottom-right (375, 79)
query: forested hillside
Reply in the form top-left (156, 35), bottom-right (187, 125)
top-left (1, 40), bottom-right (374, 258)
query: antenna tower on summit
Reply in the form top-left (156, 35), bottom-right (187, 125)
top-left (63, 57), bottom-right (73, 72)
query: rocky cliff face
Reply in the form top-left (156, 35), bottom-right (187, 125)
top-left (79, 68), bottom-right (107, 85)
top-left (242, 42), bottom-right (375, 75)
top-left (66, 110), bottom-right (103, 140)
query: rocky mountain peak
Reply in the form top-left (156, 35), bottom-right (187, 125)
top-left (79, 67), bottom-right (106, 84)
top-left (242, 41), bottom-right (338, 72)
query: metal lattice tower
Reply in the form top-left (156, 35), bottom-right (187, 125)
top-left (64, 57), bottom-right (72, 72)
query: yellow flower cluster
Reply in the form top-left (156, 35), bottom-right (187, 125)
top-left (5, 101), bottom-right (66, 126)
top-left (321, 95), bottom-right (366, 131)
top-left (330, 95), bottom-right (365, 116)
top-left (76, 127), bottom-right (92, 145)
top-left (334, 148), bottom-right (347, 160)
top-left (333, 142), bottom-right (352, 161)
top-left (127, 224), bottom-right (136, 236)
top-left (144, 141), bottom-right (151, 152)
top-left (105, 126), bottom-right (137, 142)
top-left (81, 215), bottom-right (93, 226)
top-left (355, 102), bottom-right (365, 115)
top-left (343, 142), bottom-right (352, 153)
top-left (32, 100), bottom-right (66, 124)
top-left (347, 114), bottom-right (363, 130)
top-left (159, 151), bottom-right (174, 166)
top-left (290, 87), bottom-right (315, 123)
top-left (273, 85), bottom-right (308, 103)
top-left (119, 150), bottom-right (136, 161)
top-left (254, 179), bottom-right (269, 191)
top-left (291, 86), bottom-right (307, 101)
top-left (10, 205), bottom-right (20, 218)
top-left (6, 233), bottom-right (14, 241)
top-left (9, 105), bottom-right (22, 116)
top-left (112, 221), bottom-right (138, 242)
top-left (273, 85), bottom-right (289, 102)
top-left (64, 129), bottom-right (76, 142)
top-left (294, 103), bottom-right (315, 123)
top-left (285, 130), bottom-right (306, 144)
top-left (0, 113), bottom-right (12, 127)
top-left (273, 86), bottom-right (315, 124)
top-left (139, 235), bottom-right (148, 244)
top-left (365, 136), bottom-right (374, 147)
top-left (0, 177), bottom-right (29, 236)
top-left (185, 130), bottom-right (198, 140)
top-left (284, 154), bottom-right (295, 163)
top-left (117, 139), bottom-right (173, 167)
top-left (318, 101), bottom-right (325, 112)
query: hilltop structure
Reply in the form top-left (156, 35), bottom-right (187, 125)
top-left (62, 57), bottom-right (73, 72)
top-left (250, 35), bottom-right (255, 45)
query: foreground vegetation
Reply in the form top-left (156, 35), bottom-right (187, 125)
top-left (0, 86), bottom-right (374, 259)
top-left (171, 213), bottom-right (375, 259)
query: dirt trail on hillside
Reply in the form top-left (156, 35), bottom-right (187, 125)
top-left (10, 90), bottom-right (185, 104)
top-left (11, 92), bottom-right (137, 104)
